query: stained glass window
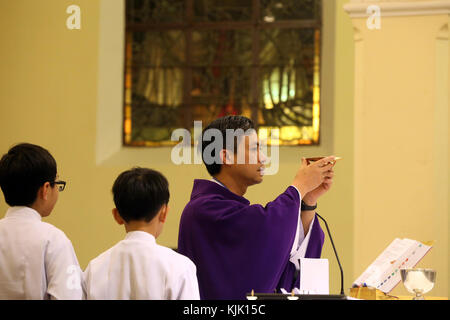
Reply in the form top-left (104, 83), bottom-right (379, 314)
top-left (124, 0), bottom-right (322, 146)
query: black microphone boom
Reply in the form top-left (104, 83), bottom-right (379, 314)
top-left (315, 213), bottom-right (345, 295)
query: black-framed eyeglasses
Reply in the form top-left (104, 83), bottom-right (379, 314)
top-left (51, 180), bottom-right (66, 192)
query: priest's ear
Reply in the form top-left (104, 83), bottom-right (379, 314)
top-left (219, 149), bottom-right (234, 165)
top-left (158, 204), bottom-right (169, 224)
top-left (112, 208), bottom-right (125, 225)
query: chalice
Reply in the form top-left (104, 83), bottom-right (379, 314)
top-left (400, 268), bottom-right (436, 300)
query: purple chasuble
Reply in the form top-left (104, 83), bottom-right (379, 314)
top-left (177, 179), bottom-right (325, 300)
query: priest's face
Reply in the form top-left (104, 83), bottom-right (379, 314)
top-left (231, 131), bottom-right (267, 186)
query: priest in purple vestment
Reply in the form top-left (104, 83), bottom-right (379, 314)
top-left (178, 115), bottom-right (336, 300)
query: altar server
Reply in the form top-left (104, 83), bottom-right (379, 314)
top-left (178, 115), bottom-right (335, 299)
top-left (84, 167), bottom-right (200, 300)
top-left (0, 143), bottom-right (83, 300)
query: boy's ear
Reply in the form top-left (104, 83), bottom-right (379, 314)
top-left (159, 204), bottom-right (169, 223)
top-left (39, 182), bottom-right (51, 201)
top-left (112, 208), bottom-right (124, 225)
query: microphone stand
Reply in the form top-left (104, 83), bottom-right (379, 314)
top-left (315, 213), bottom-right (345, 296)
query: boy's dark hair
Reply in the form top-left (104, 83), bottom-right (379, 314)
top-left (200, 115), bottom-right (255, 176)
top-left (112, 167), bottom-right (170, 223)
top-left (0, 143), bottom-right (57, 207)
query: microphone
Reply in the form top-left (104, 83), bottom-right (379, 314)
top-left (315, 213), bottom-right (345, 295)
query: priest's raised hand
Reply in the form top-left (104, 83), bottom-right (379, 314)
top-left (293, 156), bottom-right (336, 237)
top-left (293, 156), bottom-right (336, 199)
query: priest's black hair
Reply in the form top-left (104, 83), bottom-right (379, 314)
top-left (112, 167), bottom-right (170, 223)
top-left (200, 115), bottom-right (255, 176)
top-left (0, 143), bottom-right (57, 207)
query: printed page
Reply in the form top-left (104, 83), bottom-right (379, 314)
top-left (353, 238), bottom-right (433, 293)
top-left (353, 238), bottom-right (415, 287)
top-left (376, 240), bottom-right (432, 293)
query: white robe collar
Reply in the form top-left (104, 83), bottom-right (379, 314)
top-left (5, 206), bottom-right (42, 221)
top-left (125, 230), bottom-right (156, 244)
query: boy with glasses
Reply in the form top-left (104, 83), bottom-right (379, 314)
top-left (0, 143), bottom-right (83, 299)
